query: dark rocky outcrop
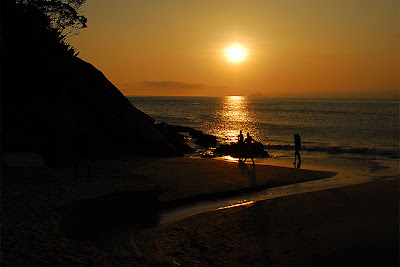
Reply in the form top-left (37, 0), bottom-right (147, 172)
top-left (1, 56), bottom-right (187, 161)
top-left (215, 142), bottom-right (270, 158)
top-left (155, 123), bottom-right (217, 148)
top-left (194, 134), bottom-right (217, 147)
top-left (156, 123), bottom-right (195, 154)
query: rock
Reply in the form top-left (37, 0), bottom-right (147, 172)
top-left (194, 134), bottom-right (217, 147)
top-left (2, 40), bottom-right (184, 159)
top-left (155, 122), bottom-right (218, 149)
top-left (156, 123), bottom-right (195, 154)
top-left (215, 142), bottom-right (269, 158)
top-left (168, 124), bottom-right (197, 134)
top-left (200, 151), bottom-right (215, 158)
top-left (253, 142), bottom-right (269, 157)
top-left (215, 144), bottom-right (238, 156)
top-left (189, 129), bottom-right (204, 139)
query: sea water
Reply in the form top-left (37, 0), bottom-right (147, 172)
top-left (89, 96), bottom-right (400, 251)
top-left (128, 96), bottom-right (399, 157)
top-left (126, 96), bottom-right (399, 224)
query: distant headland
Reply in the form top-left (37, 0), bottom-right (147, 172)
top-left (248, 92), bottom-right (264, 97)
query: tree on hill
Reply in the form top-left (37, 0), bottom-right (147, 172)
top-left (1, 0), bottom-right (89, 105)
top-left (2, 0), bottom-right (87, 59)
top-left (1, 0), bottom-right (91, 110)
top-left (16, 0), bottom-right (87, 37)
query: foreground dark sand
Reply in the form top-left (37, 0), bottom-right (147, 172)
top-left (1, 157), bottom-right (398, 266)
top-left (139, 179), bottom-right (399, 266)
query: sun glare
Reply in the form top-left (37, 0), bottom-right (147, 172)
top-left (225, 43), bottom-right (247, 63)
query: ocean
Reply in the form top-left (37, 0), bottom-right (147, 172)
top-left (128, 96), bottom-right (399, 158)
top-left (126, 96), bottom-right (399, 223)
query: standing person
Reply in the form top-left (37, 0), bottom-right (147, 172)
top-left (237, 130), bottom-right (244, 163)
top-left (294, 133), bottom-right (301, 164)
top-left (243, 132), bottom-right (255, 165)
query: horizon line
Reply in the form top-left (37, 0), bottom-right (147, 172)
top-left (125, 94), bottom-right (399, 100)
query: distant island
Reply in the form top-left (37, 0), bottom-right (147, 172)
top-left (248, 91), bottom-right (263, 97)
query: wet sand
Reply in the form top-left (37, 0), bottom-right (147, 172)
top-left (1, 157), bottom-right (398, 266)
top-left (138, 179), bottom-right (399, 266)
top-left (131, 157), bottom-right (337, 202)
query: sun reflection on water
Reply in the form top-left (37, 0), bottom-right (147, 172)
top-left (211, 96), bottom-right (260, 144)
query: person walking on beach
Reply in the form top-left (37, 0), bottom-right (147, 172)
top-left (294, 133), bottom-right (301, 164)
top-left (243, 132), bottom-right (255, 165)
top-left (237, 130), bottom-right (244, 163)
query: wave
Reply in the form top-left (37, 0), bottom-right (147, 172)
top-left (265, 144), bottom-right (399, 158)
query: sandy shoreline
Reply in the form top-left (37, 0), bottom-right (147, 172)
top-left (131, 157), bottom-right (337, 202)
top-left (1, 157), bottom-right (398, 266)
top-left (138, 178), bottom-right (398, 266)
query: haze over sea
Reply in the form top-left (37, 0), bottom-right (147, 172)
top-left (129, 96), bottom-right (399, 157)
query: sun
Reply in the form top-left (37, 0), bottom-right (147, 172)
top-left (225, 43), bottom-right (247, 63)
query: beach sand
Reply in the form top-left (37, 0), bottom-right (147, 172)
top-left (1, 157), bottom-right (398, 266)
top-left (131, 157), bottom-right (337, 202)
top-left (138, 179), bottom-right (399, 266)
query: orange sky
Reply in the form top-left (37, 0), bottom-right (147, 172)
top-left (71, 0), bottom-right (400, 98)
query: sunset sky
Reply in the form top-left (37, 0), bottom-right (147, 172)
top-left (70, 0), bottom-right (400, 98)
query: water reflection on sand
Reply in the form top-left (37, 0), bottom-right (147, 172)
top-left (160, 154), bottom-right (398, 224)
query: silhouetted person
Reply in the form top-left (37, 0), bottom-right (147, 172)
top-left (243, 132), bottom-right (255, 165)
top-left (74, 128), bottom-right (91, 177)
top-left (296, 161), bottom-right (301, 169)
top-left (294, 133), bottom-right (301, 165)
top-left (237, 130), bottom-right (244, 163)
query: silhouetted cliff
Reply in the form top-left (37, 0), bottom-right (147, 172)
top-left (1, 1), bottom-right (185, 161)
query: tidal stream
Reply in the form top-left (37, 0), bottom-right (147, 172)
top-left (160, 153), bottom-right (398, 224)
top-left (96, 154), bottom-right (398, 255)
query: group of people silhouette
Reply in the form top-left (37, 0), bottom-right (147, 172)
top-left (237, 130), bottom-right (255, 164)
top-left (237, 130), bottom-right (302, 167)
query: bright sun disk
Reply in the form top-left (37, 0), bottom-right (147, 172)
top-left (225, 44), bottom-right (247, 62)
